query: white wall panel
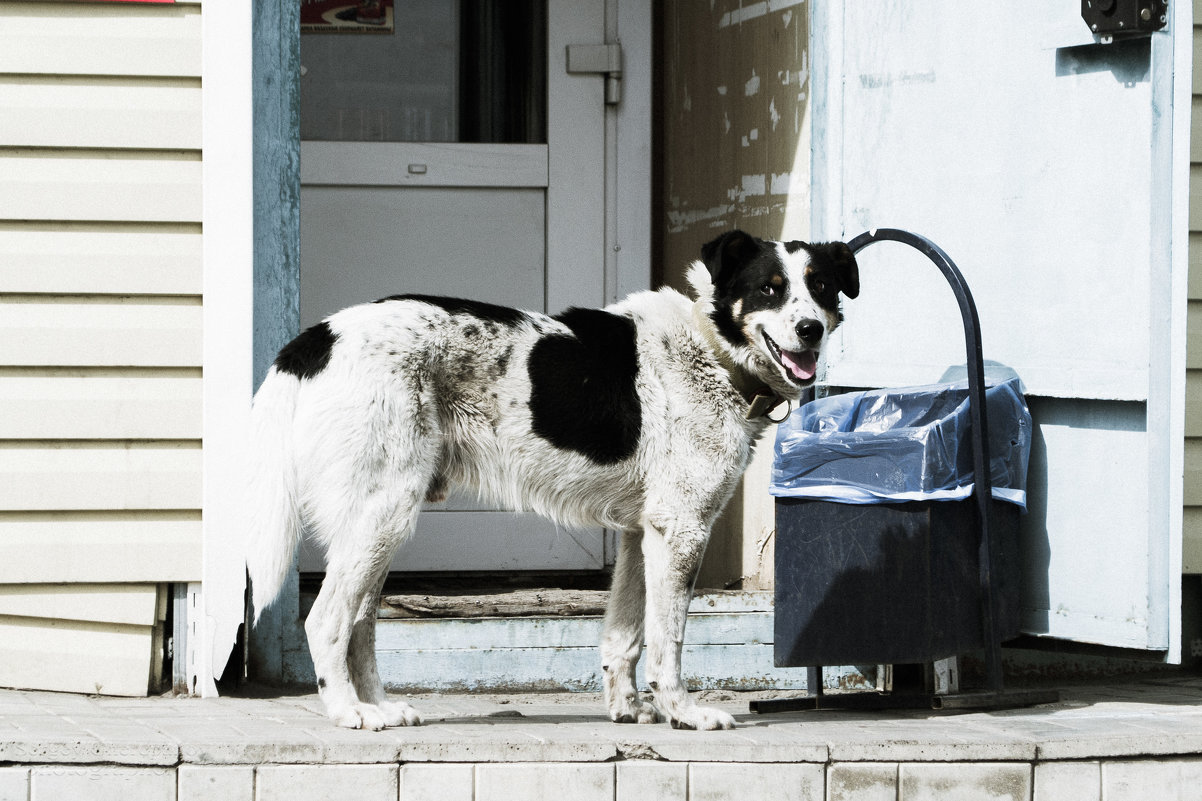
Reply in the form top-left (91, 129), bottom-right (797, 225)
top-left (821, 6), bottom-right (1153, 400)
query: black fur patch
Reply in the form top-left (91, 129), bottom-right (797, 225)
top-left (528, 308), bottom-right (641, 464)
top-left (273, 321), bottom-right (337, 379)
top-left (711, 303), bottom-right (748, 348)
top-left (374, 293), bottom-right (527, 327)
top-left (798, 241), bottom-right (860, 304)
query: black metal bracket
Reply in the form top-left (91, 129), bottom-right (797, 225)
top-left (751, 229), bottom-right (1058, 715)
top-left (1081, 0), bottom-right (1168, 38)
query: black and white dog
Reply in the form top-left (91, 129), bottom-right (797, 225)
top-left (246, 230), bottom-right (859, 731)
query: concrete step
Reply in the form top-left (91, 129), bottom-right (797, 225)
top-left (286, 591), bottom-right (874, 693)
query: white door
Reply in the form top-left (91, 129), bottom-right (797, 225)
top-left (812, 2), bottom-right (1189, 658)
top-left (296, 0), bottom-right (646, 574)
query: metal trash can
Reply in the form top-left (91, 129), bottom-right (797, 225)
top-left (770, 374), bottom-right (1031, 667)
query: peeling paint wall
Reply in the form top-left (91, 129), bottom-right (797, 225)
top-left (660, 0), bottom-right (811, 589)
top-left (662, 0), bottom-right (810, 290)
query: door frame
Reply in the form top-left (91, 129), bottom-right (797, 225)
top-left (197, 0), bottom-right (255, 696)
top-left (246, 0), bottom-right (302, 688)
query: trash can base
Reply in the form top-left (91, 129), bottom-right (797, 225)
top-left (773, 497), bottom-right (1022, 667)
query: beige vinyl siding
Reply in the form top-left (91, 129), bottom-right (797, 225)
top-left (0, 512), bottom-right (201, 584)
top-left (0, 297), bottom-right (202, 366)
top-left (1187, 3), bottom-right (1202, 573)
top-left (0, 227), bottom-right (202, 295)
top-left (0, 1), bottom-right (202, 695)
top-left (0, 584), bottom-right (166, 697)
top-left (0, 590), bottom-right (168, 697)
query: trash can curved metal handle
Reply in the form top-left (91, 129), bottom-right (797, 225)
top-left (845, 228), bottom-right (1004, 692)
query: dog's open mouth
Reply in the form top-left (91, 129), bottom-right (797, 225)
top-left (763, 332), bottom-right (817, 385)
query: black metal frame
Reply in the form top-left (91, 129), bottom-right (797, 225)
top-left (751, 229), bottom-right (1059, 714)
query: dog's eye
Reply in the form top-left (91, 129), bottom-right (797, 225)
top-left (812, 279), bottom-right (827, 294)
top-left (760, 283), bottom-right (776, 296)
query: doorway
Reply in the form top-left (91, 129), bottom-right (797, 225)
top-left (294, 0), bottom-right (649, 577)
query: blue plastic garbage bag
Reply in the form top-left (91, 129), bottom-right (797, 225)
top-left (770, 375), bottom-right (1032, 508)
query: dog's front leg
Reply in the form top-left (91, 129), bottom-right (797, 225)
top-left (601, 530), bottom-right (663, 724)
top-left (641, 520), bottom-right (735, 731)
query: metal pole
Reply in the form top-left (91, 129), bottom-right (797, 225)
top-left (845, 229), bottom-right (1004, 693)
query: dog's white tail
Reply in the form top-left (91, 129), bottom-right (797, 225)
top-left (245, 368), bottom-right (303, 623)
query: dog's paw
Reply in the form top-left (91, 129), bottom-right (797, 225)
top-left (379, 700), bottom-right (422, 727)
top-left (330, 705), bottom-right (364, 729)
top-left (609, 694), bottom-right (664, 725)
top-left (330, 703), bottom-right (389, 731)
top-left (668, 705), bottom-right (736, 731)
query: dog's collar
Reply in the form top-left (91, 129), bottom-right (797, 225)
top-left (745, 387), bottom-right (790, 422)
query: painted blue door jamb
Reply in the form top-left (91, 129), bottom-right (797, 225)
top-left (248, 0), bottom-right (301, 684)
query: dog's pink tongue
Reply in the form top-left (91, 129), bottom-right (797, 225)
top-left (781, 349), bottom-right (817, 381)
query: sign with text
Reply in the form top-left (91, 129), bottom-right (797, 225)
top-left (301, 1), bottom-right (395, 33)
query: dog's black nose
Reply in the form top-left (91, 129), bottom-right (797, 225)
top-left (796, 319), bottom-right (824, 345)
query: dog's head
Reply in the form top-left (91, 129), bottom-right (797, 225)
top-left (689, 229), bottom-right (859, 400)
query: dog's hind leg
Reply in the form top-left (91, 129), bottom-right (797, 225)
top-left (307, 563), bottom-right (381, 729)
top-left (601, 530), bottom-right (663, 724)
top-left (346, 544), bottom-right (421, 727)
top-left (641, 517), bottom-right (736, 731)
top-left (308, 490), bottom-right (427, 730)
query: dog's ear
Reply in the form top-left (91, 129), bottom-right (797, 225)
top-left (701, 230), bottom-right (759, 290)
top-left (821, 241), bottom-right (860, 300)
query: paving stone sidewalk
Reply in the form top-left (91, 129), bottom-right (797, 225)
top-left (3, 678), bottom-right (1202, 765)
top-left (1, 677), bottom-right (1201, 800)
